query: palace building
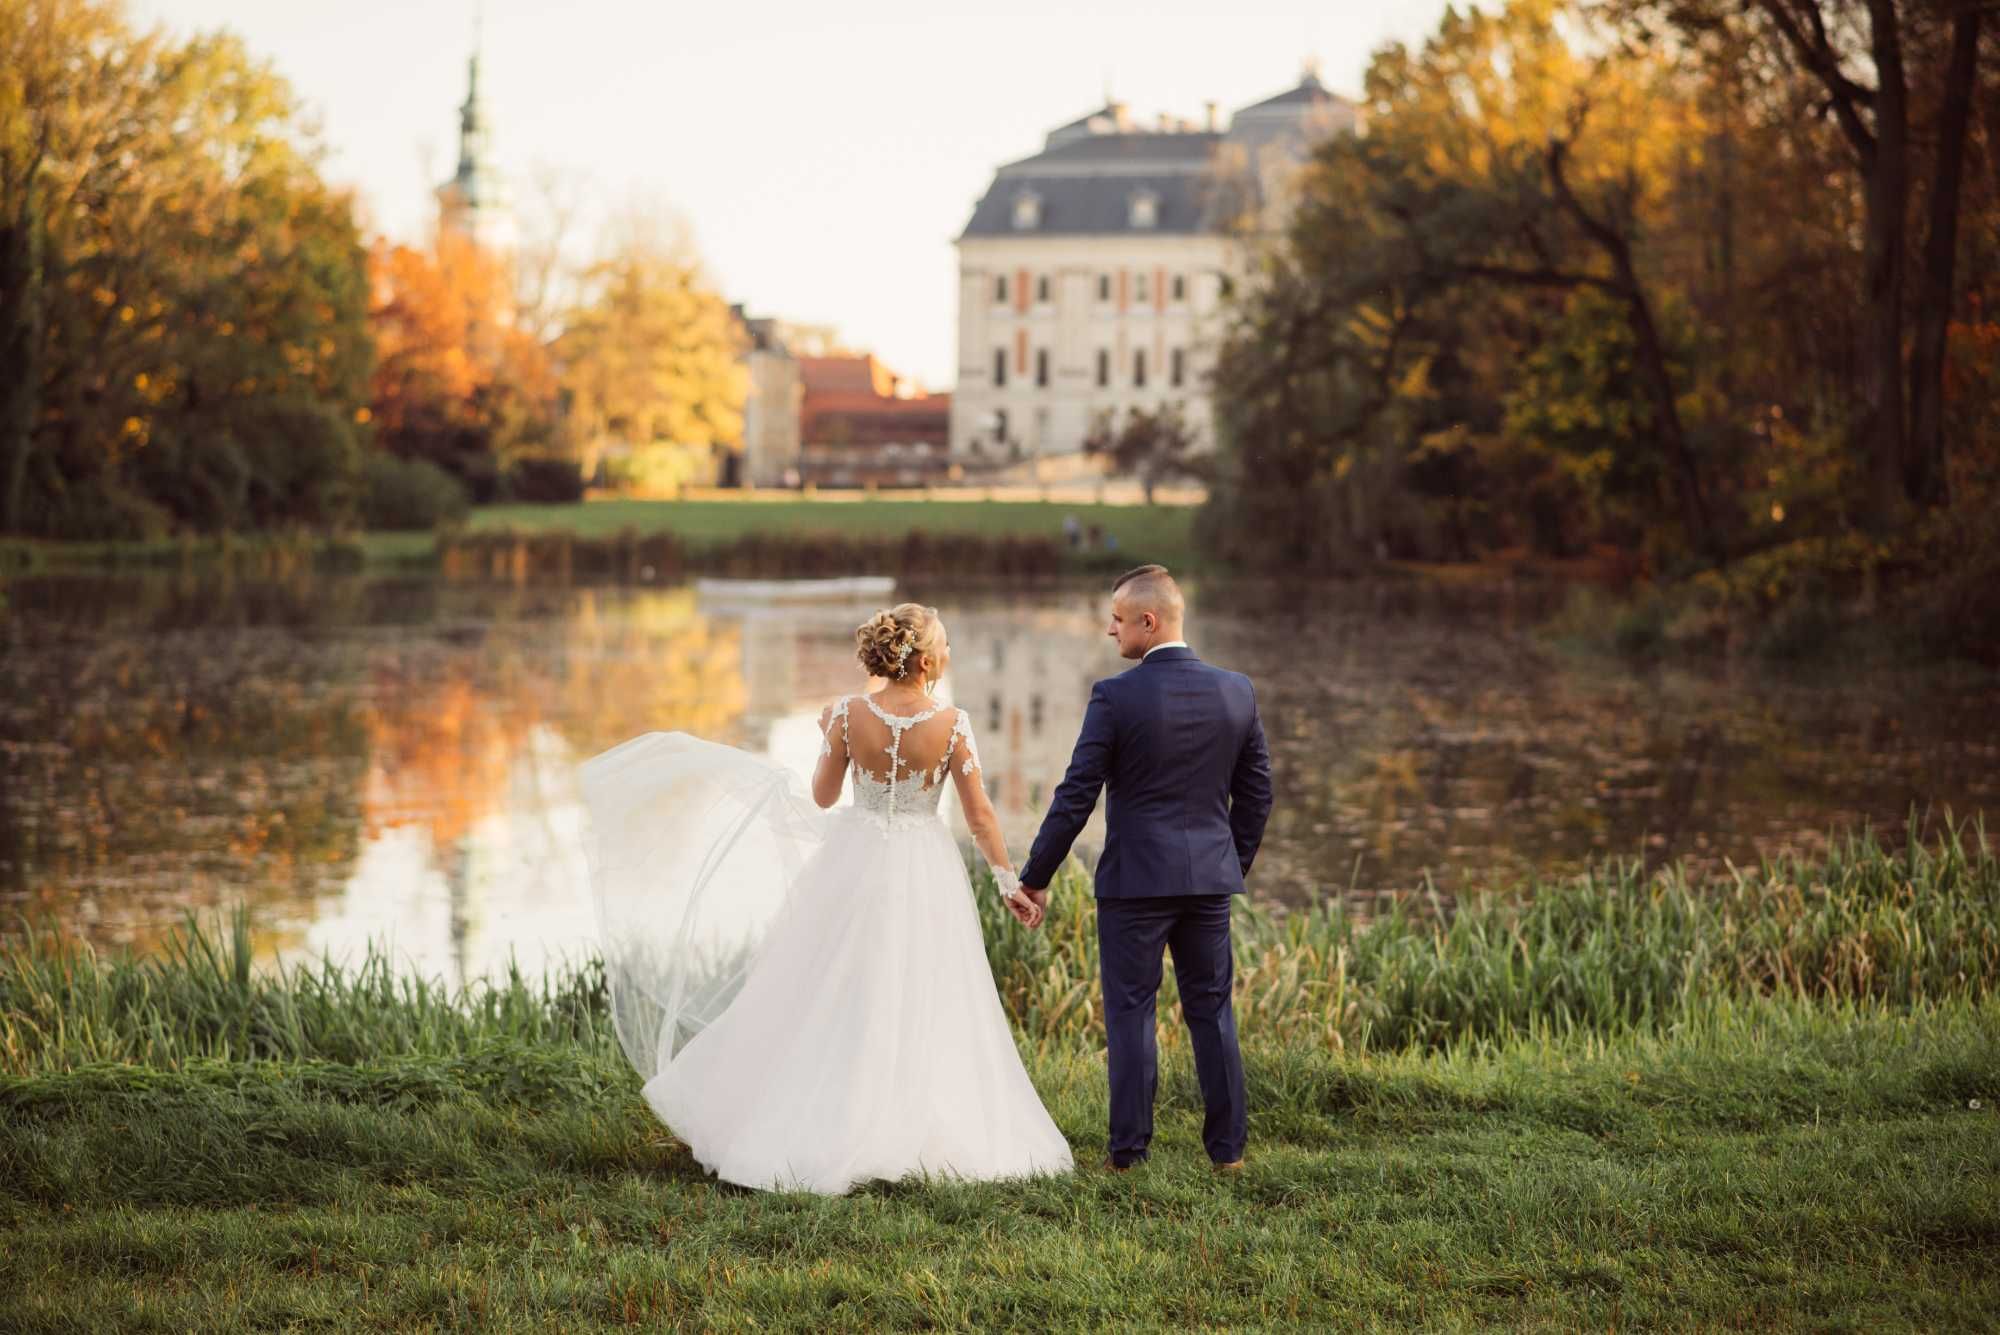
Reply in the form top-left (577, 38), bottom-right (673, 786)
top-left (950, 64), bottom-right (1357, 471)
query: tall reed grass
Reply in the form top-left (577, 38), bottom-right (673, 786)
top-left (3, 823), bottom-right (1992, 1082)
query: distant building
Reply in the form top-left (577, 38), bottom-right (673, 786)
top-left (732, 307), bottom-right (804, 488)
top-left (798, 356), bottom-right (952, 488)
top-left (951, 64), bottom-right (1357, 468)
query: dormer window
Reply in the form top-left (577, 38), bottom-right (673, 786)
top-left (1129, 189), bottom-right (1159, 230)
top-left (1012, 190), bottom-right (1042, 230)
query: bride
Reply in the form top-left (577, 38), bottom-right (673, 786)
top-left (577, 602), bottom-right (1074, 1194)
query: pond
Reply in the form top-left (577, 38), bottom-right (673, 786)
top-left (3, 570), bottom-right (1993, 987)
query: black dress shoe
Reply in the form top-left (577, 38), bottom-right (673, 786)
top-left (1099, 1156), bottom-right (1136, 1173)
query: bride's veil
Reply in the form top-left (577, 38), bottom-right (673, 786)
top-left (577, 732), bottom-right (826, 1081)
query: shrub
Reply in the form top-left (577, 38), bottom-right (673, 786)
top-left (357, 453), bottom-right (468, 531)
top-left (504, 456), bottom-right (586, 504)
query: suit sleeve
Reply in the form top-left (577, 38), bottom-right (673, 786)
top-left (1020, 681), bottom-right (1115, 888)
top-left (1229, 688), bottom-right (1273, 878)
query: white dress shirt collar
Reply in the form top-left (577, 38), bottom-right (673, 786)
top-left (1142, 640), bottom-right (1190, 659)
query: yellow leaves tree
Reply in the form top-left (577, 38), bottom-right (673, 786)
top-left (556, 221), bottom-right (747, 492)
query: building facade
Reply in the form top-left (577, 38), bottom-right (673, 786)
top-left (951, 66), bottom-right (1357, 467)
top-left (798, 356), bottom-right (951, 488)
top-left (733, 308), bottom-right (804, 488)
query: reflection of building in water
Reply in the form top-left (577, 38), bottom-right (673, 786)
top-left (725, 605), bottom-right (879, 750)
top-left (934, 603), bottom-right (1126, 851)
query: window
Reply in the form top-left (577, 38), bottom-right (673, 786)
top-left (1170, 348), bottom-right (1185, 388)
top-left (1035, 274), bottom-right (1050, 303)
top-left (1129, 189), bottom-right (1158, 229)
top-left (994, 274), bottom-right (1008, 303)
top-left (1011, 190), bottom-right (1041, 230)
top-left (1133, 350), bottom-right (1147, 388)
top-left (993, 348), bottom-right (1007, 387)
top-left (1035, 348), bottom-right (1049, 388)
top-left (1134, 272), bottom-right (1150, 304)
top-left (993, 408), bottom-right (1008, 443)
top-left (1095, 349), bottom-right (1109, 387)
top-left (1171, 274), bottom-right (1186, 302)
top-left (1098, 274), bottom-right (1111, 301)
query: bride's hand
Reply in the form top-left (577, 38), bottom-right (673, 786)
top-left (1003, 893), bottom-right (1042, 929)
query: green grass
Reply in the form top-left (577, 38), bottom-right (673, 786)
top-left (4, 828), bottom-right (1997, 1330)
top-left (467, 498), bottom-right (1198, 570)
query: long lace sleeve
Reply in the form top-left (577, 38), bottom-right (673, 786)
top-left (943, 708), bottom-right (1016, 899)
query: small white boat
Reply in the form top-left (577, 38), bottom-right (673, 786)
top-left (694, 576), bottom-right (896, 606)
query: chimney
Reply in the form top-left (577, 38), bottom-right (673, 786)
top-left (1204, 100), bottom-right (1219, 132)
top-left (1109, 100), bottom-right (1131, 131)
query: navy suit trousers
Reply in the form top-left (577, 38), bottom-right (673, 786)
top-left (1096, 894), bottom-right (1246, 1166)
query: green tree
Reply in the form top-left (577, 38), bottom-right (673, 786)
top-left (1082, 404), bottom-right (1204, 503)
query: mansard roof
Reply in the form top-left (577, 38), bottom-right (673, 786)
top-left (961, 132), bottom-right (1223, 238)
top-left (960, 70), bottom-right (1357, 241)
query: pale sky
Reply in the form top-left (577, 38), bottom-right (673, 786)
top-left (137, 1), bottom-right (1456, 390)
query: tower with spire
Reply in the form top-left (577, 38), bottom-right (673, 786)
top-left (436, 5), bottom-right (516, 256)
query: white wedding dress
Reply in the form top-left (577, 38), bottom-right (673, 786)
top-left (577, 694), bottom-right (1073, 1195)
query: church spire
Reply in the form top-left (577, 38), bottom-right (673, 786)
top-left (438, 0), bottom-right (513, 253)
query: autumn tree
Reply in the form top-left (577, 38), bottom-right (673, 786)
top-left (0, 0), bottom-right (372, 537)
top-left (556, 217), bottom-right (747, 492)
top-left (367, 227), bottom-right (557, 499)
top-left (1618, 0), bottom-right (1989, 517)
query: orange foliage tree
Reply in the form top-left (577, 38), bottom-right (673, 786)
top-left (366, 230), bottom-right (558, 499)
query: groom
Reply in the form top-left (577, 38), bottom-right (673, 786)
top-left (1019, 565), bottom-right (1273, 1172)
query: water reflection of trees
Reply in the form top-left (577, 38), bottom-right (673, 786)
top-left (0, 574), bottom-right (373, 954)
top-left (4, 571), bottom-right (1994, 972)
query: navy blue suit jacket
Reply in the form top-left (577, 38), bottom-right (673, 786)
top-left (1021, 646), bottom-right (1273, 898)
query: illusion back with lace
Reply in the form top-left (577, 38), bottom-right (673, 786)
top-left (822, 695), bottom-right (978, 830)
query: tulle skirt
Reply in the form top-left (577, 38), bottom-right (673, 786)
top-left (578, 732), bottom-right (1072, 1195)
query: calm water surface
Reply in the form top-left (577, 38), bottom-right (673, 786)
top-left (3, 571), bottom-right (1993, 986)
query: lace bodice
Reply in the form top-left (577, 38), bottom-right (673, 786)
top-left (821, 695), bottom-right (979, 833)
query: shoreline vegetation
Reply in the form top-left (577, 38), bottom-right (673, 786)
top-left (4, 828), bottom-right (1996, 1328)
top-left (0, 495), bottom-right (1992, 668)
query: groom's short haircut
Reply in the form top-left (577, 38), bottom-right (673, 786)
top-left (1112, 564), bottom-right (1184, 620)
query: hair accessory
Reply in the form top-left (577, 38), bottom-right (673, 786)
top-left (893, 633), bottom-right (915, 674)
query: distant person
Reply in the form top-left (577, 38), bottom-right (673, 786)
top-left (1104, 532), bottom-right (1119, 554)
top-left (1019, 565), bottom-right (1273, 1174)
top-left (1063, 513), bottom-right (1082, 550)
top-left (1084, 523), bottom-right (1103, 552)
top-left (578, 604), bottom-right (1069, 1195)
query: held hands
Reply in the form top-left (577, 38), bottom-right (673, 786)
top-left (994, 867), bottom-right (1044, 930)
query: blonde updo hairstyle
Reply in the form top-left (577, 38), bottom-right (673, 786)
top-left (855, 603), bottom-right (946, 684)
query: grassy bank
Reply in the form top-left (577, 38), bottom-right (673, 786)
top-left (0, 499), bottom-right (1199, 581)
top-left (4, 830), bottom-right (1997, 1329)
